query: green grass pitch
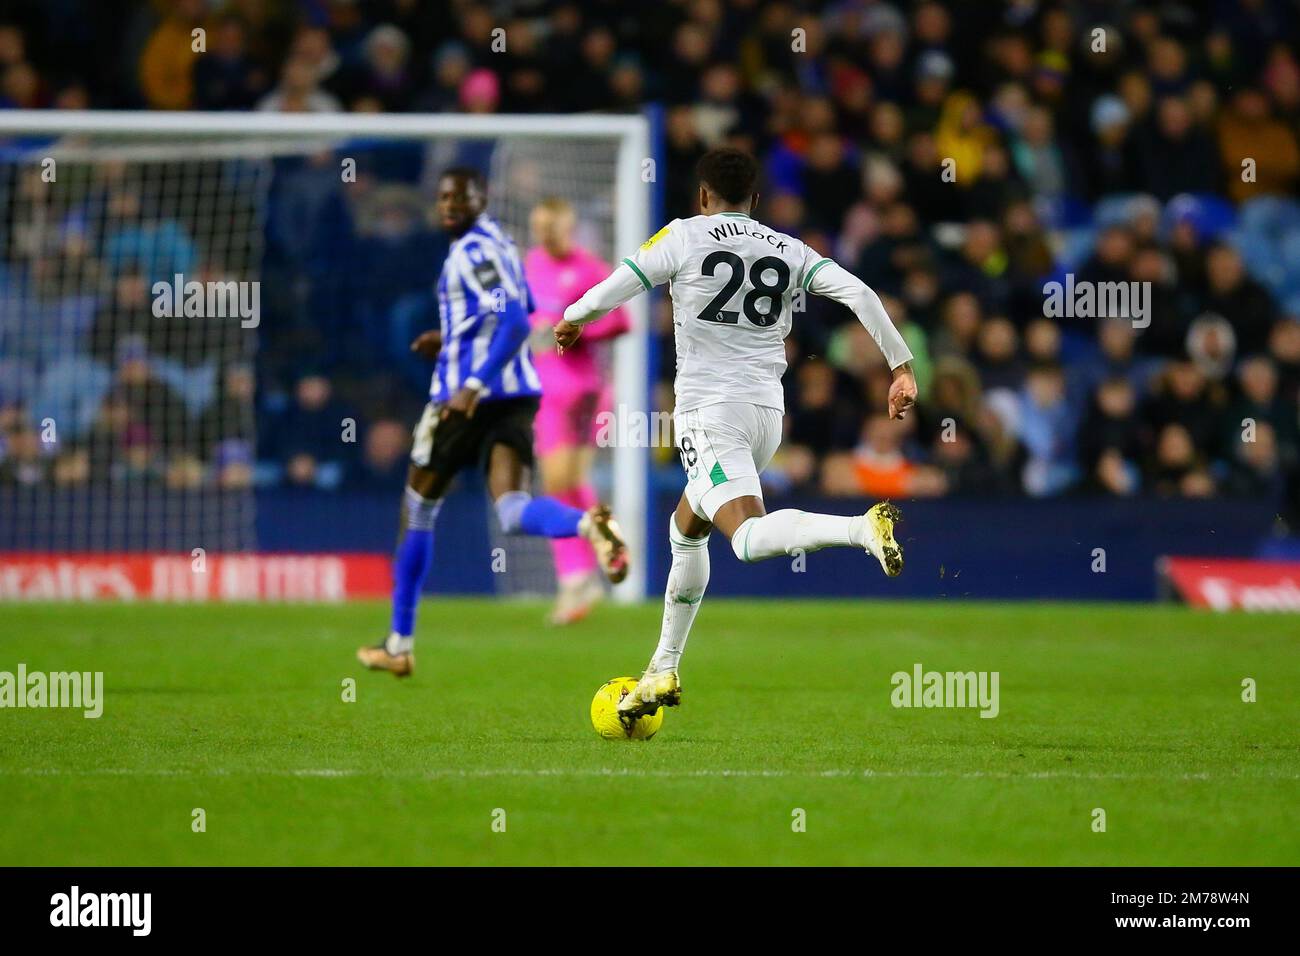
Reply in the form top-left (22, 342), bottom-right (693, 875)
top-left (1, 599), bottom-right (1296, 866)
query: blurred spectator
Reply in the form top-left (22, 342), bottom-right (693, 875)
top-left (138, 0), bottom-right (208, 110)
top-left (291, 26), bottom-right (345, 97)
top-left (104, 339), bottom-right (191, 456)
top-left (1148, 423), bottom-right (1216, 498)
top-left (1077, 377), bottom-right (1144, 496)
top-left (1136, 95), bottom-right (1222, 199)
top-left (1269, 321), bottom-right (1300, 403)
top-left (87, 270), bottom-right (153, 363)
top-left (257, 56), bottom-right (342, 113)
top-left (100, 185), bottom-right (196, 285)
top-left (973, 316), bottom-right (1024, 393)
top-left (265, 373), bottom-right (355, 488)
top-left (459, 67), bottom-right (500, 114)
top-left (1141, 360), bottom-right (1226, 459)
top-left (1016, 362), bottom-right (1078, 496)
top-left (935, 91), bottom-right (997, 185)
top-left (335, 24), bottom-right (416, 112)
top-left (0, 414), bottom-right (46, 487)
top-left (1217, 86), bottom-right (1300, 202)
top-left (931, 292), bottom-right (982, 360)
top-left (1200, 244), bottom-right (1278, 355)
top-left (193, 14), bottom-right (267, 110)
top-left (1186, 314), bottom-right (1238, 383)
top-left (785, 360), bottom-right (862, 459)
top-left (1009, 105), bottom-right (1072, 202)
top-left (1225, 420), bottom-right (1285, 498)
top-left (1226, 355), bottom-right (1296, 458)
top-left (1, 59), bottom-right (43, 109)
top-left (415, 41), bottom-right (472, 112)
top-left (198, 362), bottom-right (255, 466)
top-left (1086, 95), bottom-right (1140, 200)
top-left (348, 418), bottom-right (411, 490)
top-left (929, 419), bottom-right (1003, 496)
top-left (823, 414), bottom-right (946, 499)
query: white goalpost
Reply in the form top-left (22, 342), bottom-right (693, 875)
top-left (0, 110), bottom-right (653, 602)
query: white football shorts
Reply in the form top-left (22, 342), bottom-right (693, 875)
top-left (673, 402), bottom-right (783, 522)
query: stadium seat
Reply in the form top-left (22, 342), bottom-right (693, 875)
top-left (1229, 229), bottom-right (1288, 293)
top-left (1239, 196), bottom-right (1300, 239)
top-left (1163, 193), bottom-right (1237, 241)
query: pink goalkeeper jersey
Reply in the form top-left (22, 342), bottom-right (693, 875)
top-left (525, 245), bottom-right (629, 392)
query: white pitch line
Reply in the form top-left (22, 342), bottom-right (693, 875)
top-left (3, 767), bottom-right (1298, 781)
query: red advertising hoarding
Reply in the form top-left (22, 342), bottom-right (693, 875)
top-left (1161, 556), bottom-right (1300, 611)
top-left (0, 553), bottom-right (391, 602)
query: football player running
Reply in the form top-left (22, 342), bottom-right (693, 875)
top-left (554, 147), bottom-right (917, 722)
top-left (358, 168), bottom-right (628, 678)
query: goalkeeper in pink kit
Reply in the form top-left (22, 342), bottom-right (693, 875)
top-left (525, 198), bottom-right (631, 624)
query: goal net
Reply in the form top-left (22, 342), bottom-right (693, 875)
top-left (0, 112), bottom-right (650, 600)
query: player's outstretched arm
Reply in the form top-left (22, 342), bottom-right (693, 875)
top-left (806, 258), bottom-right (917, 418)
top-left (563, 262), bottom-right (648, 326)
top-left (556, 220), bottom-right (684, 352)
top-left (580, 298), bottom-right (632, 343)
top-left (554, 262), bottom-right (647, 352)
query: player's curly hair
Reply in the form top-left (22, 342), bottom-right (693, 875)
top-left (696, 147), bottom-right (758, 204)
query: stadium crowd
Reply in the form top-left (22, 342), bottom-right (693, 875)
top-left (1, 0), bottom-right (1299, 520)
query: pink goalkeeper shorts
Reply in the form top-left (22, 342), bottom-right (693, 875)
top-left (535, 384), bottom-right (610, 456)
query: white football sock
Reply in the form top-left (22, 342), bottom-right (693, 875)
top-left (385, 632), bottom-right (414, 655)
top-left (731, 509), bottom-right (867, 562)
top-left (647, 516), bottom-right (710, 674)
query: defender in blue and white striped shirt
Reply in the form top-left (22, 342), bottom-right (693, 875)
top-left (358, 167), bottom-right (629, 677)
top-left (431, 209), bottom-right (541, 403)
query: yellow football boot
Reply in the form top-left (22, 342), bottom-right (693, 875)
top-left (616, 669), bottom-right (681, 725)
top-left (864, 502), bottom-right (904, 577)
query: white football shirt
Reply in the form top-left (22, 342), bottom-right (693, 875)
top-left (564, 212), bottom-right (913, 413)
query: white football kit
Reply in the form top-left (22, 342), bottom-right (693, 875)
top-left (564, 211), bottom-right (913, 520)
